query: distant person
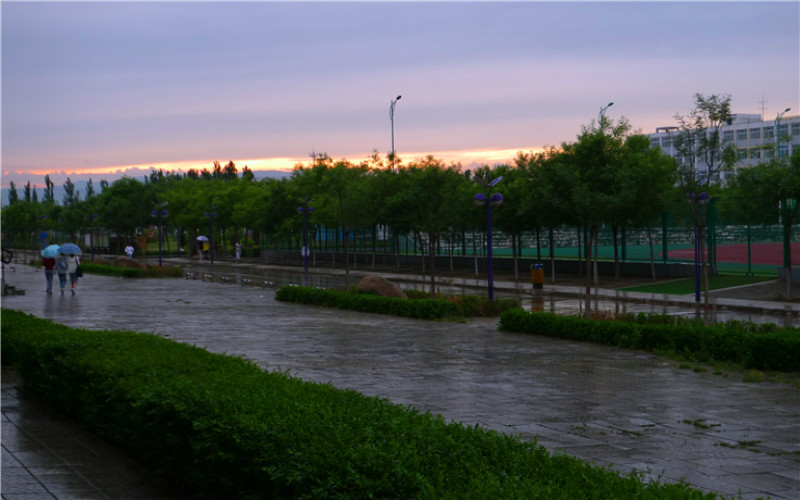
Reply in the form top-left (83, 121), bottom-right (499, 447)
top-left (235, 241), bottom-right (241, 263)
top-left (42, 255), bottom-right (56, 295)
top-left (125, 244), bottom-right (134, 259)
top-left (56, 254), bottom-right (69, 295)
top-left (65, 253), bottom-right (81, 295)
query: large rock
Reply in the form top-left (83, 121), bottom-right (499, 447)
top-left (356, 275), bottom-right (407, 299)
top-left (111, 256), bottom-right (150, 270)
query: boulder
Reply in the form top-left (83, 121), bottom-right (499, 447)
top-left (111, 256), bottom-right (150, 270)
top-left (356, 275), bottom-right (407, 299)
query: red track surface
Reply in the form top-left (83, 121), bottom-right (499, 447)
top-left (668, 242), bottom-right (800, 266)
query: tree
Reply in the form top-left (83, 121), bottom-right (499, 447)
top-left (43, 175), bottom-right (55, 204)
top-left (729, 149), bottom-right (800, 297)
top-left (7, 181), bottom-right (18, 205)
top-left (672, 93), bottom-right (737, 306)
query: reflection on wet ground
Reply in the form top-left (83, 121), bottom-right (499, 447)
top-left (2, 261), bottom-right (799, 500)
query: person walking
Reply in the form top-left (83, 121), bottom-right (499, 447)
top-left (42, 256), bottom-right (56, 295)
top-left (235, 241), bottom-right (241, 263)
top-left (65, 253), bottom-right (81, 295)
top-left (56, 254), bottom-right (69, 295)
top-left (125, 244), bottom-right (134, 259)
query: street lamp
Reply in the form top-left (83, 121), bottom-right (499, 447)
top-left (89, 213), bottom-right (98, 261)
top-left (598, 101), bottom-right (614, 131)
top-left (205, 206), bottom-right (218, 264)
top-left (151, 201), bottom-right (168, 267)
top-left (473, 173), bottom-right (503, 301)
top-left (297, 197), bottom-right (314, 272)
top-left (390, 94), bottom-right (402, 171)
top-left (775, 107), bottom-right (791, 156)
top-left (685, 191), bottom-right (709, 303)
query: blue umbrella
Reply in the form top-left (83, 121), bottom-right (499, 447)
top-left (58, 243), bottom-right (81, 255)
top-left (41, 244), bottom-right (61, 258)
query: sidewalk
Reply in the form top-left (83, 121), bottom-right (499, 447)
top-left (2, 260), bottom-right (799, 499)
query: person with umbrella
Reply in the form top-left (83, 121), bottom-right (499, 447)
top-left (41, 244), bottom-right (60, 295)
top-left (58, 243), bottom-right (82, 295)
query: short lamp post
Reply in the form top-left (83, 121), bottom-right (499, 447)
top-left (151, 201), bottom-right (168, 267)
top-left (685, 191), bottom-right (709, 303)
top-left (775, 107), bottom-right (791, 156)
top-left (297, 197), bottom-right (314, 271)
top-left (473, 174), bottom-right (503, 301)
top-left (205, 206), bottom-right (218, 264)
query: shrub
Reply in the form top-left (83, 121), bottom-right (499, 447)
top-left (80, 261), bottom-right (183, 278)
top-left (2, 309), bottom-right (717, 500)
top-left (499, 309), bottom-right (800, 372)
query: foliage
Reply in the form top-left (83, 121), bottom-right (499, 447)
top-left (2, 309), bottom-right (718, 500)
top-left (275, 286), bottom-right (458, 320)
top-left (499, 309), bottom-right (800, 372)
top-left (403, 289), bottom-right (519, 317)
top-left (79, 261), bottom-right (184, 278)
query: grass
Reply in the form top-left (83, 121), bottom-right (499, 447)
top-left (619, 274), bottom-right (775, 295)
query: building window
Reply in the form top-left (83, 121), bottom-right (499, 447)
top-left (736, 129), bottom-right (747, 141)
top-left (737, 149), bottom-right (747, 161)
top-left (764, 127), bottom-right (774, 139)
top-left (779, 144), bottom-right (789, 157)
top-left (663, 137), bottom-right (672, 148)
top-left (650, 138), bottom-right (660, 148)
top-left (723, 130), bottom-right (734, 143)
top-left (750, 128), bottom-right (761, 140)
top-left (749, 149), bottom-right (761, 160)
top-left (778, 124), bottom-right (789, 137)
top-left (792, 123), bottom-right (800, 136)
top-left (764, 148), bottom-right (774, 159)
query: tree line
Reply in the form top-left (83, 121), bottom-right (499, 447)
top-left (3, 94), bottom-right (798, 298)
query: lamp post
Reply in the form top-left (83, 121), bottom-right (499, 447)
top-left (89, 213), bottom-right (98, 261)
top-left (390, 94), bottom-right (402, 171)
top-left (151, 201), bottom-right (168, 267)
top-left (775, 107), bottom-right (791, 157)
top-left (598, 101), bottom-right (614, 131)
top-left (685, 191), bottom-right (709, 303)
top-left (205, 206), bottom-right (218, 264)
top-left (473, 173), bottom-right (503, 301)
top-left (297, 197), bottom-right (314, 272)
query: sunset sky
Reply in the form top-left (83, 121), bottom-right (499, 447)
top-left (2, 1), bottom-right (799, 192)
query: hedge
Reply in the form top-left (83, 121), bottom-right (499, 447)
top-left (1, 309), bottom-right (718, 500)
top-left (275, 286), bottom-right (459, 320)
top-left (275, 286), bottom-right (519, 319)
top-left (499, 309), bottom-right (800, 372)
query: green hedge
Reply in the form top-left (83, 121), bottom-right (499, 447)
top-left (499, 309), bottom-right (800, 372)
top-left (80, 261), bottom-right (184, 278)
top-left (275, 286), bottom-right (459, 320)
top-left (2, 309), bottom-right (718, 500)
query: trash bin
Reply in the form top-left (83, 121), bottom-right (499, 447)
top-left (531, 264), bottom-right (544, 289)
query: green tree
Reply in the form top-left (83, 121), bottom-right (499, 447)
top-left (672, 93), bottom-right (737, 306)
top-left (7, 181), bottom-right (19, 205)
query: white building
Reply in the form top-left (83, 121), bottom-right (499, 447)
top-left (647, 112), bottom-right (800, 183)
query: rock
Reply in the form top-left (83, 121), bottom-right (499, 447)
top-left (356, 275), bottom-right (407, 299)
top-left (111, 256), bottom-right (150, 270)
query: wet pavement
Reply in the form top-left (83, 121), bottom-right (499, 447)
top-left (2, 260), bottom-right (800, 500)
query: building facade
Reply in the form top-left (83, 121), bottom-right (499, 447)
top-left (647, 112), bottom-right (800, 183)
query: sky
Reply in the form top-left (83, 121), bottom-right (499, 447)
top-left (2, 0), bottom-right (799, 192)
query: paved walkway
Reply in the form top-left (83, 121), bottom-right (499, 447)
top-left (2, 261), bottom-right (799, 499)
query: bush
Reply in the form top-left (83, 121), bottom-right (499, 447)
top-left (80, 261), bottom-right (183, 278)
top-left (2, 309), bottom-right (717, 500)
top-left (499, 309), bottom-right (800, 372)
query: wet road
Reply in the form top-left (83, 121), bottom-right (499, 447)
top-left (2, 262), bottom-right (799, 499)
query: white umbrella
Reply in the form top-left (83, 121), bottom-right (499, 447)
top-left (197, 236), bottom-right (209, 241)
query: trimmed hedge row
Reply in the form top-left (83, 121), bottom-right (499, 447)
top-left (499, 309), bottom-right (800, 372)
top-left (275, 286), bottom-right (458, 320)
top-left (2, 309), bottom-right (718, 500)
top-left (80, 261), bottom-right (184, 278)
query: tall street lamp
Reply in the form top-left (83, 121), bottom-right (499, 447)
top-left (297, 197), bottom-right (314, 272)
top-left (205, 206), bottom-right (218, 264)
top-left (89, 213), bottom-right (98, 261)
top-left (473, 173), bottom-right (503, 301)
top-left (390, 94), bottom-right (402, 171)
top-left (598, 101), bottom-right (614, 130)
top-left (151, 201), bottom-right (168, 267)
top-left (685, 191), bottom-right (709, 303)
top-left (775, 107), bottom-right (791, 156)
